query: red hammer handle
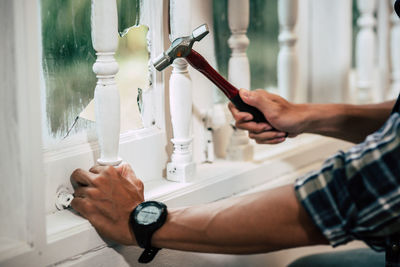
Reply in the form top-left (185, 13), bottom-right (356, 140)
top-left (186, 49), bottom-right (267, 123)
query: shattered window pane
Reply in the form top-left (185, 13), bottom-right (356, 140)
top-left (213, 0), bottom-right (279, 93)
top-left (116, 25), bottom-right (149, 134)
top-left (40, 0), bottom-right (147, 145)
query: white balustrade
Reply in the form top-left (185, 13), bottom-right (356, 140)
top-left (377, 0), bottom-right (391, 102)
top-left (278, 0), bottom-right (298, 101)
top-left (91, 0), bottom-right (122, 166)
top-left (356, 0), bottom-right (377, 103)
top-left (189, 0), bottom-right (218, 164)
top-left (167, 0), bottom-right (196, 182)
top-left (390, 0), bottom-right (400, 99)
top-left (226, 0), bottom-right (253, 161)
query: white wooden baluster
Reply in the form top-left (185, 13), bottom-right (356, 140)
top-left (226, 0), bottom-right (253, 162)
top-left (356, 0), bottom-right (377, 103)
top-left (390, 0), bottom-right (400, 99)
top-left (377, 0), bottom-right (391, 102)
top-left (91, 0), bottom-right (122, 166)
top-left (189, 0), bottom-right (218, 163)
top-left (167, 0), bottom-right (196, 182)
top-left (278, 0), bottom-right (298, 101)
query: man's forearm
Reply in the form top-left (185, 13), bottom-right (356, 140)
top-left (302, 100), bottom-right (395, 143)
top-left (151, 185), bottom-right (328, 254)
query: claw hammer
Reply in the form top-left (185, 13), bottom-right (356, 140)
top-left (152, 24), bottom-right (267, 123)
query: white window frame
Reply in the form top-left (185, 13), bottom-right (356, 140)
top-left (43, 0), bottom-right (167, 215)
top-left (1, 0), bottom-right (357, 266)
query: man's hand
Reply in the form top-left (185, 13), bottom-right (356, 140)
top-left (229, 89), bottom-right (308, 144)
top-left (70, 163), bottom-right (144, 245)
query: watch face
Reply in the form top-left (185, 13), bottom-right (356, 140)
top-left (136, 205), bottom-right (162, 225)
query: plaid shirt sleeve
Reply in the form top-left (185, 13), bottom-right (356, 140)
top-left (294, 112), bottom-right (400, 251)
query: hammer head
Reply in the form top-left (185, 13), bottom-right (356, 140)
top-left (153, 24), bottom-right (209, 71)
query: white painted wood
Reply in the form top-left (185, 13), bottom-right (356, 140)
top-left (390, 0), bottom-right (400, 99)
top-left (44, 128), bottom-right (166, 214)
top-left (309, 0), bottom-right (352, 103)
top-left (189, 0), bottom-right (218, 163)
top-left (278, 0), bottom-right (298, 101)
top-left (91, 0), bottom-right (122, 166)
top-left (377, 0), bottom-right (392, 102)
top-left (356, 0), bottom-right (377, 103)
top-left (294, 0), bottom-right (310, 103)
top-left (0, 0), bottom-right (366, 266)
top-left (0, 0), bottom-right (46, 265)
top-left (141, 0), bottom-right (167, 130)
top-left (226, 0), bottom-right (253, 162)
top-left (167, 0), bottom-right (196, 182)
top-left (44, 134), bottom-right (352, 266)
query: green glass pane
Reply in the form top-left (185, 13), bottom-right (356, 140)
top-left (117, 0), bottom-right (141, 36)
top-left (40, 0), bottom-right (143, 142)
top-left (40, 0), bottom-right (96, 139)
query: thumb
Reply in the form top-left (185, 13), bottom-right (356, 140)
top-left (239, 89), bottom-right (268, 111)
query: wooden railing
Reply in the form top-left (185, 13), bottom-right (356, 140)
top-left (91, 0), bottom-right (122, 166)
top-left (166, 0), bottom-right (196, 182)
top-left (91, 0), bottom-right (400, 182)
top-left (226, 0), bottom-right (254, 161)
top-left (356, 0), bottom-right (399, 103)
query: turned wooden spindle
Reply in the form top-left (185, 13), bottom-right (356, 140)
top-left (356, 0), bottom-right (377, 103)
top-left (167, 0), bottom-right (196, 182)
top-left (390, 0), bottom-right (400, 99)
top-left (91, 0), bottom-right (122, 166)
top-left (376, 0), bottom-right (391, 102)
top-left (278, 0), bottom-right (298, 101)
top-left (226, 0), bottom-right (253, 161)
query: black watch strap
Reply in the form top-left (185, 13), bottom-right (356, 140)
top-left (136, 228), bottom-right (161, 263)
top-left (134, 225), bottom-right (152, 248)
top-left (138, 247), bottom-right (161, 263)
top-left (130, 201), bottom-right (168, 264)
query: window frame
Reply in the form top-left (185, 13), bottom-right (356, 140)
top-left (0, 0), bottom-right (45, 264)
top-left (42, 0), bottom-right (168, 215)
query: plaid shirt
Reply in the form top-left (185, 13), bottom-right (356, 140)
top-left (294, 103), bottom-right (400, 253)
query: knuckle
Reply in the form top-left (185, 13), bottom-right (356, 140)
top-left (103, 166), bottom-right (115, 175)
top-left (85, 188), bottom-right (97, 199)
top-left (137, 180), bottom-right (144, 191)
top-left (235, 122), bottom-right (245, 130)
top-left (89, 166), bottom-right (98, 173)
top-left (91, 175), bottom-right (105, 187)
top-left (71, 168), bottom-right (82, 178)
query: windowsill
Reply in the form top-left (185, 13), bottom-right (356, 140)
top-left (44, 126), bottom-right (167, 214)
top-left (45, 134), bottom-right (353, 265)
top-left (0, 238), bottom-right (31, 263)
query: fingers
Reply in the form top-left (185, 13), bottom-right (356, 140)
top-left (72, 186), bottom-right (117, 220)
top-left (239, 88), bottom-right (267, 109)
top-left (228, 102), bottom-right (253, 122)
top-left (71, 197), bottom-right (97, 219)
top-left (70, 168), bottom-right (95, 188)
top-left (235, 121), bottom-right (272, 133)
top-left (89, 165), bottom-right (107, 174)
top-left (249, 130), bottom-right (287, 144)
top-left (73, 186), bottom-right (102, 200)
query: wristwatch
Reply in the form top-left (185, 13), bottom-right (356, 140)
top-left (129, 201), bottom-right (168, 263)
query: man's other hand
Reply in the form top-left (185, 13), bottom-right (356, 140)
top-left (70, 163), bottom-right (144, 245)
top-left (228, 89), bottom-right (308, 144)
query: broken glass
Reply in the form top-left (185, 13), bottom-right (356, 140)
top-left (40, 0), bottom-right (148, 145)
